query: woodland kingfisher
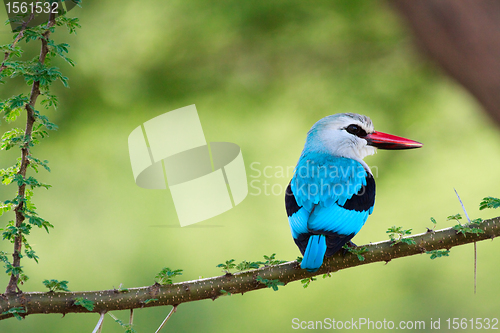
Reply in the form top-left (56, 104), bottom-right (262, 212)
top-left (285, 113), bottom-right (422, 272)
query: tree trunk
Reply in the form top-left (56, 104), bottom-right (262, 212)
top-left (392, 0), bottom-right (500, 126)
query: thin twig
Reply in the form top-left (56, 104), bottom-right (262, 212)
top-left (454, 188), bottom-right (471, 224)
top-left (474, 241), bottom-right (477, 295)
top-left (92, 312), bottom-right (105, 333)
top-left (130, 309), bottom-right (134, 326)
top-left (453, 188), bottom-right (477, 294)
top-left (154, 305), bottom-right (178, 333)
top-left (0, 13), bottom-right (35, 74)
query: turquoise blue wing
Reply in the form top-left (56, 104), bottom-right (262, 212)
top-left (290, 153), bottom-right (368, 211)
top-left (286, 153), bottom-right (376, 260)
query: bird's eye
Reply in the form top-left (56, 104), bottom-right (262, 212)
top-left (345, 124), bottom-right (367, 137)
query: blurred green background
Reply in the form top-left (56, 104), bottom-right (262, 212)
top-left (1, 0), bottom-right (500, 332)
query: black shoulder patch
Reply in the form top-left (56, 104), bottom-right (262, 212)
top-left (285, 181), bottom-right (301, 217)
top-left (341, 173), bottom-right (376, 212)
top-left (324, 232), bottom-right (355, 257)
top-left (293, 233), bottom-right (311, 256)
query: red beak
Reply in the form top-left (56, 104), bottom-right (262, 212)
top-left (366, 131), bottom-right (423, 150)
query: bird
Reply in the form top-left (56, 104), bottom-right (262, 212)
top-left (285, 113), bottom-right (422, 272)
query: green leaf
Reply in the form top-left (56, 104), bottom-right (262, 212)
top-left (447, 214), bottom-right (462, 222)
top-left (18, 272), bottom-right (29, 285)
top-left (155, 267), bottom-right (183, 285)
top-left (26, 156), bottom-right (51, 172)
top-left (342, 244), bottom-right (369, 261)
top-left (1, 94), bottom-right (28, 123)
top-left (426, 250), bottom-right (450, 260)
top-left (220, 289), bottom-right (232, 296)
top-left (56, 16), bottom-right (81, 34)
top-left (43, 279), bottom-right (70, 292)
top-left (0, 44), bottom-right (23, 59)
top-left (5, 262), bottom-right (23, 276)
top-left (74, 297), bottom-right (94, 311)
top-left (400, 238), bottom-right (417, 246)
top-left (1, 307), bottom-right (26, 320)
top-left (387, 226), bottom-right (414, 246)
top-left (453, 224), bottom-right (485, 236)
top-left (256, 276), bottom-right (284, 291)
top-left (1, 128), bottom-right (24, 150)
top-left (2, 223), bottom-right (20, 241)
top-left (236, 260), bottom-right (261, 271)
top-left (479, 197), bottom-right (500, 210)
top-left (0, 202), bottom-right (13, 217)
top-left (13, 174), bottom-right (51, 189)
top-left (261, 253), bottom-right (286, 266)
top-left (22, 209), bottom-right (54, 233)
top-left (40, 92), bottom-right (59, 109)
top-left (1, 162), bottom-right (21, 185)
top-left (430, 217), bottom-right (437, 224)
top-left (24, 246), bottom-right (39, 263)
top-left (33, 110), bottom-right (58, 130)
top-left (216, 259), bottom-right (236, 272)
top-left (0, 251), bottom-right (9, 263)
top-left (143, 298), bottom-right (158, 304)
top-left (300, 277), bottom-right (316, 288)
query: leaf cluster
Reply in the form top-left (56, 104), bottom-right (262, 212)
top-left (43, 279), bottom-right (70, 292)
top-left (256, 276), bottom-right (284, 291)
top-left (216, 253), bottom-right (287, 273)
top-left (426, 250), bottom-right (450, 260)
top-left (386, 226), bottom-right (416, 246)
top-left (74, 297), bottom-right (95, 311)
top-left (1, 307), bottom-right (26, 320)
top-left (300, 277), bottom-right (317, 288)
top-left (445, 213), bottom-right (485, 236)
top-left (155, 267), bottom-right (183, 285)
top-left (479, 197), bottom-right (500, 210)
top-left (342, 244), bottom-right (369, 261)
top-left (453, 223), bottom-right (485, 237)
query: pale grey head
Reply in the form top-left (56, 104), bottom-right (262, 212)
top-left (301, 112), bottom-right (423, 172)
top-left (304, 113), bottom-right (376, 166)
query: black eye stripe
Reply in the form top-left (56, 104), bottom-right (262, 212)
top-left (345, 124), bottom-right (368, 138)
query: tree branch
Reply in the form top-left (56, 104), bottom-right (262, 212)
top-left (1, 216), bottom-right (498, 320)
top-left (5, 10), bottom-right (57, 295)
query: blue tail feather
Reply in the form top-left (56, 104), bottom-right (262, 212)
top-left (301, 235), bottom-right (327, 272)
